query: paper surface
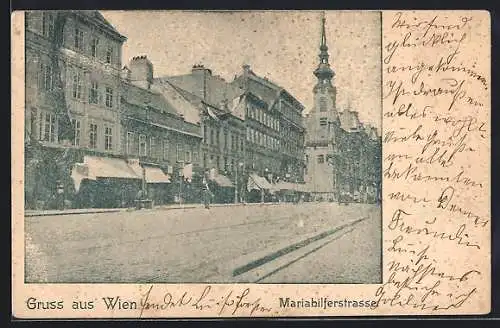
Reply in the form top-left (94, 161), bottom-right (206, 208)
top-left (11, 10), bottom-right (490, 318)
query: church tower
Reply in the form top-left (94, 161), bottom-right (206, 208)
top-left (312, 12), bottom-right (339, 122)
top-left (306, 12), bottom-right (340, 144)
top-left (304, 12), bottom-right (339, 198)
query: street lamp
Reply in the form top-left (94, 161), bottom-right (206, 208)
top-left (234, 161), bottom-right (243, 204)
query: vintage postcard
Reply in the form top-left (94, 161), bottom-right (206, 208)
top-left (11, 9), bottom-right (490, 318)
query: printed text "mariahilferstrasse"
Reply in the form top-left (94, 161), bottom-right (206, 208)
top-left (279, 297), bottom-right (377, 309)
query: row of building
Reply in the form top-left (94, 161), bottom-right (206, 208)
top-left (23, 10), bottom-right (381, 210)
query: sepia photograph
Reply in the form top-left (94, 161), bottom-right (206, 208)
top-left (23, 10), bottom-right (383, 284)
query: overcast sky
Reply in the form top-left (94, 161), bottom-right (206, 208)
top-left (102, 10), bottom-right (381, 129)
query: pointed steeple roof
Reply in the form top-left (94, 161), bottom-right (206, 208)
top-left (314, 12), bottom-right (334, 80)
top-left (320, 12), bottom-right (328, 52)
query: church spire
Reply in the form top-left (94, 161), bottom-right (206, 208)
top-left (314, 12), bottom-right (334, 81)
top-left (320, 12), bottom-right (328, 54)
top-left (312, 11), bottom-right (338, 118)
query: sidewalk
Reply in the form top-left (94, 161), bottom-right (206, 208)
top-left (24, 201), bottom-right (283, 217)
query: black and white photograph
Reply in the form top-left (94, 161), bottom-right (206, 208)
top-left (23, 10), bottom-right (382, 284)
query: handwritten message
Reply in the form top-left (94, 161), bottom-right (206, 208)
top-left (376, 11), bottom-right (490, 313)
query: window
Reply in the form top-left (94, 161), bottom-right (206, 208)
top-left (105, 45), bottom-right (113, 64)
top-left (105, 87), bottom-right (114, 108)
top-left (317, 154), bottom-right (325, 164)
top-left (74, 27), bottom-right (84, 51)
top-left (90, 38), bottom-right (99, 58)
top-left (240, 139), bottom-right (244, 152)
top-left (210, 129), bottom-right (215, 145)
top-left (150, 137), bottom-right (156, 158)
top-left (104, 125), bottom-right (113, 151)
top-left (319, 97), bottom-right (327, 112)
top-left (89, 122), bottom-right (98, 149)
top-left (72, 119), bottom-right (80, 146)
top-left (193, 150), bottom-right (199, 164)
top-left (42, 12), bottom-right (54, 38)
top-left (89, 81), bottom-right (99, 104)
top-left (224, 131), bottom-right (228, 149)
top-left (185, 149), bottom-right (192, 163)
top-left (127, 132), bottom-right (135, 155)
top-left (203, 125), bottom-right (209, 144)
top-left (320, 117), bottom-right (328, 126)
top-left (176, 143), bottom-right (183, 162)
top-left (40, 63), bottom-right (53, 91)
top-left (72, 70), bottom-right (82, 99)
top-left (39, 112), bottom-right (57, 142)
top-left (139, 134), bottom-right (147, 156)
top-left (163, 139), bottom-right (169, 160)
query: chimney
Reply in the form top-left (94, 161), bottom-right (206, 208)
top-left (129, 55), bottom-right (154, 90)
top-left (242, 64), bottom-right (251, 75)
top-left (191, 64), bottom-right (212, 101)
top-left (192, 64), bottom-right (212, 76)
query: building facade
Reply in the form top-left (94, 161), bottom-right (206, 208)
top-left (304, 14), bottom-right (381, 202)
top-left (155, 68), bottom-right (246, 203)
top-left (159, 64), bottom-right (307, 203)
top-left (24, 10), bottom-right (127, 209)
top-left (120, 56), bottom-right (203, 205)
top-left (24, 11), bottom-right (208, 209)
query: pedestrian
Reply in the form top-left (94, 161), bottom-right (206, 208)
top-left (202, 182), bottom-right (211, 209)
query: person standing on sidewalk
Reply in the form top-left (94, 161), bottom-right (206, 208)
top-left (202, 179), bottom-right (211, 209)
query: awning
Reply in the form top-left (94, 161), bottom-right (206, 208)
top-left (145, 166), bottom-right (171, 183)
top-left (71, 156), bottom-right (141, 192)
top-left (247, 173), bottom-right (274, 191)
top-left (211, 174), bottom-right (234, 187)
top-left (84, 156), bottom-right (141, 180)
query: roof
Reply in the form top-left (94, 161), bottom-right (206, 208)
top-left (150, 80), bottom-right (202, 125)
top-left (79, 11), bottom-right (127, 42)
top-left (233, 69), bottom-right (304, 111)
top-left (339, 110), bottom-right (361, 132)
top-left (121, 81), bottom-right (178, 116)
top-left (156, 78), bottom-right (244, 123)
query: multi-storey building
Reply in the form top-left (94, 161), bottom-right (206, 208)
top-left (159, 64), bottom-right (307, 202)
top-left (120, 56), bottom-right (203, 205)
top-left (304, 14), bottom-right (381, 202)
top-left (155, 67), bottom-right (246, 203)
top-left (24, 10), bottom-right (128, 209)
top-left (233, 65), bottom-right (306, 184)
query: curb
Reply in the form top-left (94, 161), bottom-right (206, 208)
top-left (24, 202), bottom-right (286, 217)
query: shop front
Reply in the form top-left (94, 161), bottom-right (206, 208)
top-left (209, 173), bottom-right (234, 204)
top-left (71, 155), bottom-right (142, 208)
top-left (247, 173), bottom-right (274, 203)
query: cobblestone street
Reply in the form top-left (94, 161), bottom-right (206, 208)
top-left (25, 202), bottom-right (381, 284)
